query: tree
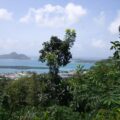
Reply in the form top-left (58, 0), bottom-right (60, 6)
top-left (110, 26), bottom-right (120, 59)
top-left (39, 29), bottom-right (76, 79)
top-left (110, 26), bottom-right (120, 69)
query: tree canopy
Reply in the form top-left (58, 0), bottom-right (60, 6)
top-left (39, 29), bottom-right (76, 76)
top-left (0, 28), bottom-right (120, 120)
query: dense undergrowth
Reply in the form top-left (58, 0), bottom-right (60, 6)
top-left (0, 28), bottom-right (120, 119)
top-left (0, 58), bottom-right (120, 120)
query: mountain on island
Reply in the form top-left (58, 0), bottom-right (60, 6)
top-left (0, 52), bottom-right (31, 60)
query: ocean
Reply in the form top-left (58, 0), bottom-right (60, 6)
top-left (0, 59), bottom-right (94, 73)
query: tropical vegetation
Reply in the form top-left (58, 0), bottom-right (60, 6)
top-left (0, 28), bottom-right (120, 120)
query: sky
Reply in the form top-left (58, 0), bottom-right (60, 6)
top-left (0, 0), bottom-right (120, 59)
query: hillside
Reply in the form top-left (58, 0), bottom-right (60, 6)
top-left (0, 52), bottom-right (30, 60)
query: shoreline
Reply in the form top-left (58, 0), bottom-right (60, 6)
top-left (0, 70), bottom-right (76, 79)
top-left (0, 65), bottom-right (48, 70)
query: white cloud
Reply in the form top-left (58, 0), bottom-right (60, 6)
top-left (0, 37), bottom-right (44, 56)
top-left (91, 39), bottom-right (106, 48)
top-left (0, 8), bottom-right (13, 21)
top-left (0, 38), bottom-right (21, 53)
top-left (109, 11), bottom-right (120, 34)
top-left (20, 3), bottom-right (87, 27)
top-left (72, 41), bottom-right (84, 58)
top-left (94, 11), bottom-right (105, 26)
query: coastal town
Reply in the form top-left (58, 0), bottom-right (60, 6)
top-left (0, 71), bottom-right (33, 80)
top-left (0, 71), bottom-right (76, 80)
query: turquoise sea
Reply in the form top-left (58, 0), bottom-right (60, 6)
top-left (0, 59), bottom-right (94, 73)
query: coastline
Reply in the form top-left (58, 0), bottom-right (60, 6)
top-left (0, 65), bottom-right (48, 69)
top-left (0, 70), bottom-right (76, 80)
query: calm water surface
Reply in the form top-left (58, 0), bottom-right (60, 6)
top-left (0, 59), bottom-right (94, 73)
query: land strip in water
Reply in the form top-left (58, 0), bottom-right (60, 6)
top-left (0, 66), bottom-right (48, 70)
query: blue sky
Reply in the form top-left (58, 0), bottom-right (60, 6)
top-left (0, 0), bottom-right (120, 59)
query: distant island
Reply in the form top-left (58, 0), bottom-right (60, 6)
top-left (0, 65), bottom-right (48, 70)
top-left (0, 52), bottom-right (31, 60)
top-left (73, 58), bottom-right (99, 63)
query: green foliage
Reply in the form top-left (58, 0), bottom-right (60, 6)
top-left (40, 105), bottom-right (81, 120)
top-left (111, 41), bottom-right (120, 59)
top-left (39, 29), bottom-right (76, 77)
top-left (0, 29), bottom-right (120, 119)
top-left (94, 108), bottom-right (120, 120)
top-left (110, 26), bottom-right (120, 69)
top-left (0, 59), bottom-right (120, 120)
